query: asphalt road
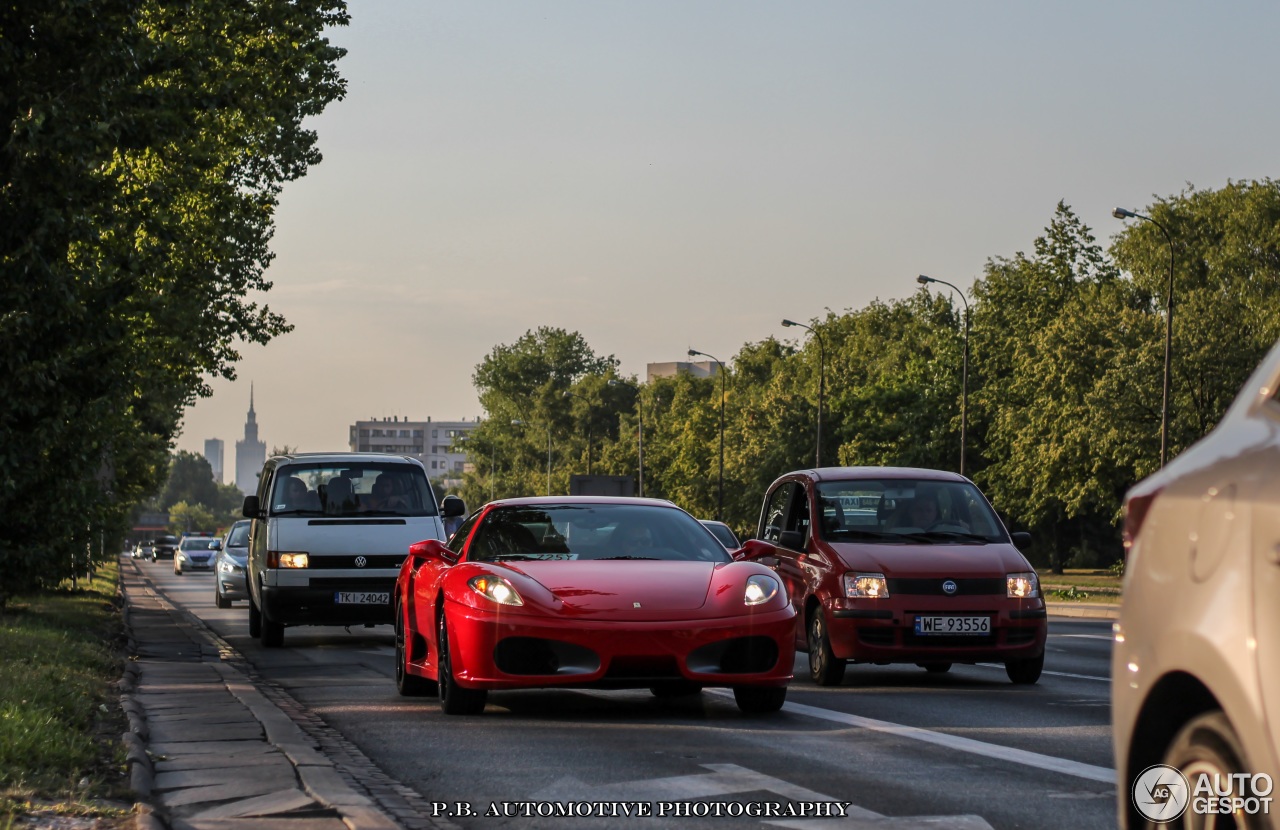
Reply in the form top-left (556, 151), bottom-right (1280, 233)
top-left (143, 558), bottom-right (1119, 830)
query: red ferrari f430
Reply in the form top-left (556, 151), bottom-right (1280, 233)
top-left (394, 497), bottom-right (796, 715)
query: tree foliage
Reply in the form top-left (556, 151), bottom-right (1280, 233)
top-left (458, 183), bottom-right (1280, 568)
top-left (0, 1), bottom-right (348, 600)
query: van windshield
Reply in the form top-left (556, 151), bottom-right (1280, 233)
top-left (270, 463), bottom-right (437, 518)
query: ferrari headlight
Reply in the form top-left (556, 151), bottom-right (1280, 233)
top-left (468, 575), bottom-right (524, 606)
top-left (1007, 572), bottom-right (1039, 598)
top-left (843, 572), bottom-right (889, 599)
top-left (744, 574), bottom-right (779, 606)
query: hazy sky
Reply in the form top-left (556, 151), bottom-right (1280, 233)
top-left (178, 1), bottom-right (1280, 466)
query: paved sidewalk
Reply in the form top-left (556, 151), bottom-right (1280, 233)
top-left (120, 557), bottom-right (402, 830)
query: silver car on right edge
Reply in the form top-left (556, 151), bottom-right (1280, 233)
top-left (1114, 338), bottom-right (1280, 830)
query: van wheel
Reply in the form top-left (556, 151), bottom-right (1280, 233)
top-left (248, 590), bottom-right (262, 637)
top-left (260, 615), bottom-right (284, 648)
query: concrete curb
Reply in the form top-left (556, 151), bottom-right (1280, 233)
top-left (1046, 602), bottom-right (1121, 620)
top-left (117, 571), bottom-right (164, 829)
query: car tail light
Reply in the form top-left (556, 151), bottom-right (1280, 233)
top-left (1122, 487), bottom-right (1162, 555)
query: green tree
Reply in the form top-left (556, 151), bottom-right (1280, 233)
top-left (160, 452), bottom-right (221, 511)
top-left (0, 0), bottom-right (348, 600)
top-left (168, 501), bottom-right (217, 536)
top-left (458, 328), bottom-right (619, 507)
top-left (1110, 180), bottom-right (1280, 459)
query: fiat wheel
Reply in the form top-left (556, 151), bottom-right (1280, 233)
top-left (1005, 653), bottom-right (1043, 685)
top-left (808, 609), bottom-right (846, 686)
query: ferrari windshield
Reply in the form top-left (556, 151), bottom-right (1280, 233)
top-left (468, 504), bottom-right (731, 563)
top-left (815, 479), bottom-right (1008, 544)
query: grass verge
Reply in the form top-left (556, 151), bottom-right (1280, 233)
top-left (1038, 567), bottom-right (1124, 602)
top-left (0, 560), bottom-right (132, 824)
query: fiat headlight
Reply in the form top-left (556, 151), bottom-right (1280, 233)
top-left (1007, 572), bottom-right (1039, 598)
top-left (744, 574), bottom-right (780, 606)
top-left (468, 575), bottom-right (524, 606)
top-left (843, 572), bottom-right (889, 599)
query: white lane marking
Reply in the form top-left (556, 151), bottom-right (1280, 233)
top-left (705, 690), bottom-right (1115, 785)
top-left (532, 762), bottom-right (994, 828)
top-left (1050, 634), bottom-right (1113, 641)
top-left (974, 663), bottom-right (1109, 682)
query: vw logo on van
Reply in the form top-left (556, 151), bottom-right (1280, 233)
top-left (941, 579), bottom-right (958, 595)
top-left (354, 556), bottom-right (367, 568)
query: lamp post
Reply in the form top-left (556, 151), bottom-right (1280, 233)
top-left (608, 379), bottom-right (644, 496)
top-left (917, 274), bottom-right (970, 477)
top-left (781, 318), bottom-right (826, 468)
top-left (563, 391), bottom-right (594, 475)
top-left (1114, 206), bottom-right (1176, 468)
top-left (688, 348), bottom-right (726, 521)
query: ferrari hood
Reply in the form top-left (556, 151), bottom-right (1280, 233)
top-left (829, 542), bottom-right (1029, 577)
top-left (501, 560), bottom-right (717, 615)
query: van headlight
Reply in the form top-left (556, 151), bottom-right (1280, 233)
top-left (268, 551), bottom-right (309, 568)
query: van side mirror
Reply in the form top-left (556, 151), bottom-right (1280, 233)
top-left (210, 539), bottom-right (222, 550)
top-left (440, 495), bottom-right (466, 518)
top-left (242, 495), bottom-right (261, 519)
top-left (1011, 531), bottom-right (1031, 549)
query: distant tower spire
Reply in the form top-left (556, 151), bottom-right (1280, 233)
top-left (236, 382), bottom-right (266, 495)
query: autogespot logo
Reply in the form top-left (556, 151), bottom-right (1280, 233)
top-left (1133, 764), bottom-right (1190, 823)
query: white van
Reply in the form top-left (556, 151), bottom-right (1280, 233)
top-left (242, 452), bottom-right (466, 647)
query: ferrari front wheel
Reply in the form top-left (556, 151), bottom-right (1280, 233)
top-left (733, 685), bottom-right (787, 714)
top-left (395, 605), bottom-right (437, 697)
top-left (437, 614), bottom-right (486, 715)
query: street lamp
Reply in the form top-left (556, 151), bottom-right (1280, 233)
top-left (563, 391), bottom-right (594, 475)
top-left (688, 348), bottom-right (726, 522)
top-left (1114, 206), bottom-right (1176, 468)
top-left (781, 319), bottom-right (826, 468)
top-left (608, 379), bottom-right (644, 497)
top-left (917, 274), bottom-right (970, 477)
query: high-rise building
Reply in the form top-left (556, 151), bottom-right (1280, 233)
top-left (203, 438), bottom-right (224, 483)
top-left (235, 386), bottom-right (266, 495)
top-left (348, 416), bottom-right (479, 484)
